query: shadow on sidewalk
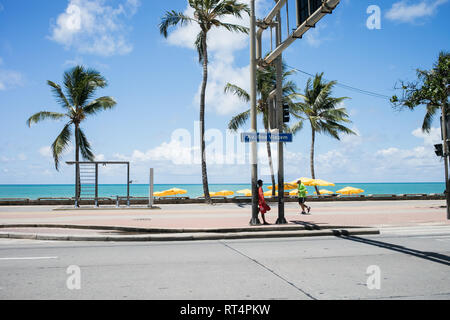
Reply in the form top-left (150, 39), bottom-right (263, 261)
top-left (290, 220), bottom-right (323, 230)
top-left (337, 234), bottom-right (450, 266)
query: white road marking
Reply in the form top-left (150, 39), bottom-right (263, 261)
top-left (0, 256), bottom-right (58, 261)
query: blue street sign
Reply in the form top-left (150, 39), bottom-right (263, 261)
top-left (241, 132), bottom-right (293, 143)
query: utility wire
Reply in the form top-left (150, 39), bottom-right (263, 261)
top-left (285, 64), bottom-right (392, 100)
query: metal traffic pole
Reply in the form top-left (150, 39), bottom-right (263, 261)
top-left (275, 5), bottom-right (286, 224)
top-left (442, 106), bottom-right (450, 220)
top-left (250, 0), bottom-right (260, 225)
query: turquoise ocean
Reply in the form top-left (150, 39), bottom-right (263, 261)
top-left (0, 183), bottom-right (445, 199)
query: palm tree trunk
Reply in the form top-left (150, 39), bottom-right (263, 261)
top-left (310, 127), bottom-right (320, 195)
top-left (265, 128), bottom-right (276, 196)
top-left (200, 33), bottom-right (211, 204)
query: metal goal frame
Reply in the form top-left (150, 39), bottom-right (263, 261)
top-left (66, 161), bottom-right (130, 208)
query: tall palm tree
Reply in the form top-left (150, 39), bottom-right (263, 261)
top-left (225, 64), bottom-right (298, 195)
top-left (291, 73), bottom-right (356, 195)
top-left (159, 0), bottom-right (249, 204)
top-left (27, 66), bottom-right (116, 197)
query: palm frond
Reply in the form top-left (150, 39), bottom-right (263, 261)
top-left (212, 0), bottom-right (250, 18)
top-left (47, 81), bottom-right (72, 111)
top-left (76, 127), bottom-right (95, 161)
top-left (63, 66), bottom-right (106, 108)
top-left (51, 123), bottom-right (72, 171)
top-left (83, 96), bottom-right (117, 115)
top-left (422, 103), bottom-right (438, 133)
top-left (224, 83), bottom-right (250, 102)
top-left (195, 31), bottom-right (206, 63)
top-left (228, 109), bottom-right (250, 131)
top-left (27, 111), bottom-right (66, 127)
top-left (159, 10), bottom-right (196, 38)
top-left (215, 22), bottom-right (249, 34)
top-left (288, 121), bottom-right (304, 135)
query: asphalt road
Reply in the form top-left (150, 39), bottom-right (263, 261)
top-left (0, 227), bottom-right (449, 300)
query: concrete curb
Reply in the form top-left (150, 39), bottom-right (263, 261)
top-left (0, 223), bottom-right (368, 234)
top-left (0, 228), bottom-right (379, 242)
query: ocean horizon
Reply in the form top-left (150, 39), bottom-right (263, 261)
top-left (0, 182), bottom-right (445, 199)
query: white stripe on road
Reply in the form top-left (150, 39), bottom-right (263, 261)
top-left (0, 256), bottom-right (58, 261)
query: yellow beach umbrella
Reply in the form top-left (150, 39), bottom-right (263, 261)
top-left (267, 183), bottom-right (296, 190)
top-left (264, 190), bottom-right (278, 196)
top-left (336, 186), bottom-right (364, 195)
top-left (212, 190), bottom-right (234, 197)
top-left (314, 189), bottom-right (334, 195)
top-left (289, 189), bottom-right (308, 196)
top-left (237, 189), bottom-right (252, 196)
top-left (288, 177), bottom-right (314, 186)
top-left (158, 188), bottom-right (187, 196)
top-left (154, 191), bottom-right (169, 197)
top-left (309, 179), bottom-right (335, 187)
top-left (290, 177), bottom-right (314, 186)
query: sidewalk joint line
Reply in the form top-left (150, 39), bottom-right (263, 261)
top-left (219, 241), bottom-right (317, 300)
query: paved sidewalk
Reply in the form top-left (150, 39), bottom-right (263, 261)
top-left (0, 200), bottom-right (448, 241)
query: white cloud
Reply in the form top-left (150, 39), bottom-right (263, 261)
top-left (412, 126), bottom-right (441, 145)
top-left (341, 126), bottom-right (362, 148)
top-left (39, 146), bottom-right (52, 157)
top-left (376, 147), bottom-right (400, 157)
top-left (386, 0), bottom-right (448, 23)
top-left (49, 0), bottom-right (140, 56)
top-left (39, 145), bottom-right (73, 158)
top-left (0, 60), bottom-right (24, 91)
top-left (372, 127), bottom-right (442, 179)
top-left (304, 23), bottom-right (327, 48)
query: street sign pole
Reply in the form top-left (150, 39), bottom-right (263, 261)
top-left (148, 168), bottom-right (154, 208)
top-left (275, 5), bottom-right (287, 224)
top-left (441, 106), bottom-right (450, 220)
top-left (250, 0), bottom-right (260, 225)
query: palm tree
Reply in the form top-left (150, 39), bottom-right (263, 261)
top-left (291, 73), bottom-right (356, 195)
top-left (159, 0), bottom-right (249, 204)
top-left (27, 65), bottom-right (116, 197)
top-left (224, 63), bottom-right (298, 195)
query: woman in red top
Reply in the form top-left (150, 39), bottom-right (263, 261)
top-left (257, 180), bottom-right (271, 225)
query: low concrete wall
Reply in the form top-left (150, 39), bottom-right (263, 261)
top-left (0, 194), bottom-right (445, 206)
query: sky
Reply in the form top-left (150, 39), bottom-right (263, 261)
top-left (0, 0), bottom-right (449, 185)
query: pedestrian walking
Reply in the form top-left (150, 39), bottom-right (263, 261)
top-left (297, 180), bottom-right (311, 215)
top-left (257, 180), bottom-right (271, 225)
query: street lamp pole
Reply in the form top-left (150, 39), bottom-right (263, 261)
top-left (250, 0), bottom-right (260, 225)
top-left (442, 105), bottom-right (450, 220)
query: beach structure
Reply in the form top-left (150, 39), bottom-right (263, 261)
top-left (66, 161), bottom-right (130, 208)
